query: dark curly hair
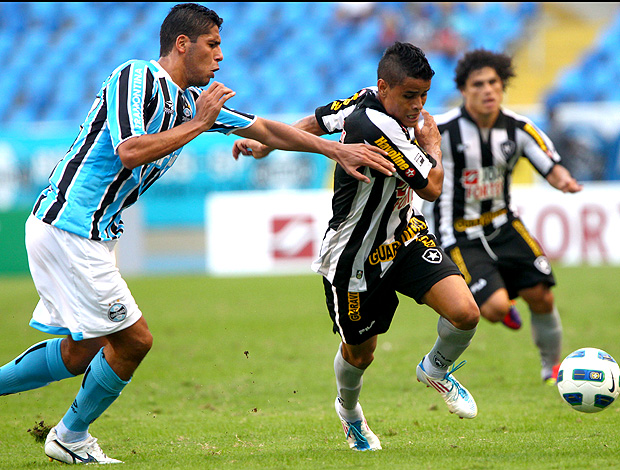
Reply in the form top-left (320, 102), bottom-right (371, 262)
top-left (454, 49), bottom-right (515, 91)
top-left (378, 42), bottom-right (435, 87)
top-left (160, 3), bottom-right (223, 57)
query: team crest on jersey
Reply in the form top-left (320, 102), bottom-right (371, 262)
top-left (108, 302), bottom-right (127, 322)
top-left (422, 248), bottom-right (442, 264)
top-left (501, 140), bottom-right (517, 159)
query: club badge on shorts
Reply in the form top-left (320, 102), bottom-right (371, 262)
top-left (108, 302), bottom-right (127, 322)
top-left (534, 255), bottom-right (552, 275)
top-left (422, 248), bottom-right (442, 264)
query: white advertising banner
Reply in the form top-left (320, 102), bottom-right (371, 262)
top-left (205, 189), bottom-right (333, 276)
top-left (511, 182), bottom-right (620, 265)
top-left (205, 184), bottom-right (620, 276)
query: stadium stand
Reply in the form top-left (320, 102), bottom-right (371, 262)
top-left (0, 2), bottom-right (540, 124)
top-left (545, 12), bottom-right (620, 108)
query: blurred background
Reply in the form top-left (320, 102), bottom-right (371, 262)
top-left (1, 2), bottom-right (620, 277)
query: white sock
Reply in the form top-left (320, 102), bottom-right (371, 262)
top-left (530, 306), bottom-right (562, 378)
top-left (55, 420), bottom-right (88, 444)
top-left (423, 317), bottom-right (476, 378)
top-left (334, 344), bottom-right (364, 416)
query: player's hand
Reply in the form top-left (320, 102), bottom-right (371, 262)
top-left (547, 164), bottom-right (583, 193)
top-left (413, 109), bottom-right (442, 160)
top-left (232, 138), bottom-right (273, 160)
top-left (330, 142), bottom-right (393, 184)
top-left (194, 81), bottom-right (236, 131)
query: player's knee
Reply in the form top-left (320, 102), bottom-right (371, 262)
top-left (350, 353), bottom-right (374, 369)
top-left (522, 283), bottom-right (554, 313)
top-left (463, 303), bottom-right (480, 330)
top-left (115, 328), bottom-right (153, 364)
top-left (480, 304), bottom-right (508, 323)
top-left (450, 299), bottom-right (480, 330)
top-left (344, 349), bottom-right (374, 369)
top-left (132, 330), bottom-right (153, 360)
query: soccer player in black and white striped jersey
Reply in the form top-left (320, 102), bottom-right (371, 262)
top-left (235, 42), bottom-right (481, 451)
top-left (430, 49), bottom-right (582, 384)
top-left (0, 3), bottom-right (395, 464)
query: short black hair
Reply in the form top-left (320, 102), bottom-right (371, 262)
top-left (454, 49), bottom-right (515, 90)
top-left (160, 3), bottom-right (223, 57)
top-left (377, 42), bottom-right (435, 87)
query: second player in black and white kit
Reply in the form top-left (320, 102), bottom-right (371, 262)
top-left (434, 106), bottom-right (560, 247)
top-left (429, 49), bottom-right (582, 384)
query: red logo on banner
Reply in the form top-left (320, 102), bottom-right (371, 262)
top-left (271, 216), bottom-right (314, 259)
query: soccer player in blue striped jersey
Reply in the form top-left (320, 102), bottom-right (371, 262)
top-left (0, 3), bottom-right (394, 465)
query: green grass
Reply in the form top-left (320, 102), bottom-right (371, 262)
top-left (1, 265), bottom-right (620, 469)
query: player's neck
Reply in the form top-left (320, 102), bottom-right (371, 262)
top-left (157, 56), bottom-right (188, 90)
top-left (465, 105), bottom-right (499, 130)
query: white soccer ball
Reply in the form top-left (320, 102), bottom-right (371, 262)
top-left (557, 347), bottom-right (620, 413)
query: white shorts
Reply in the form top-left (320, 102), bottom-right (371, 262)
top-left (25, 215), bottom-right (142, 340)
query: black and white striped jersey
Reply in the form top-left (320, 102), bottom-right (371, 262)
top-left (311, 88), bottom-right (437, 292)
top-left (432, 106), bottom-right (561, 247)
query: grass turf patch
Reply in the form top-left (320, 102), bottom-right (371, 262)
top-left (1, 265), bottom-right (619, 469)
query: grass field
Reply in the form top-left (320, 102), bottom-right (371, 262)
top-left (1, 265), bottom-right (620, 469)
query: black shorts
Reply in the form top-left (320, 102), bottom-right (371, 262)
top-left (322, 234), bottom-right (462, 345)
top-left (446, 217), bottom-right (556, 306)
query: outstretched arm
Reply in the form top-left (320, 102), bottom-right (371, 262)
top-left (233, 116), bottom-right (395, 184)
top-left (232, 115), bottom-right (320, 159)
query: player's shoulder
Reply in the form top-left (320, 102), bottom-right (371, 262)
top-left (347, 92), bottom-right (388, 127)
top-left (104, 59), bottom-right (158, 86)
top-left (433, 107), bottom-right (462, 126)
top-left (330, 86), bottom-right (377, 110)
top-left (500, 107), bottom-right (538, 128)
top-left (110, 59), bottom-right (153, 74)
top-left (360, 86), bottom-right (378, 97)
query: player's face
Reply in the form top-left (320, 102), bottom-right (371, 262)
top-left (461, 66), bottom-right (504, 120)
top-left (378, 76), bottom-right (430, 128)
top-left (184, 25), bottom-right (224, 87)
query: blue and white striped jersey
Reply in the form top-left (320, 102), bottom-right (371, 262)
top-left (33, 59), bottom-right (256, 241)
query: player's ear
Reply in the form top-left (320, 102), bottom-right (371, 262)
top-left (175, 34), bottom-right (190, 53)
top-left (377, 79), bottom-right (389, 98)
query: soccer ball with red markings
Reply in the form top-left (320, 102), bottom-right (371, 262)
top-left (557, 348), bottom-right (620, 413)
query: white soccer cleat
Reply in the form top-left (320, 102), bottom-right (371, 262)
top-left (416, 358), bottom-right (478, 419)
top-left (335, 398), bottom-right (382, 451)
top-left (45, 427), bottom-right (123, 464)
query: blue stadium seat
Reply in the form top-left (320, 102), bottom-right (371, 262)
top-left (0, 1), bottom-right (585, 126)
top-left (545, 9), bottom-right (620, 105)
